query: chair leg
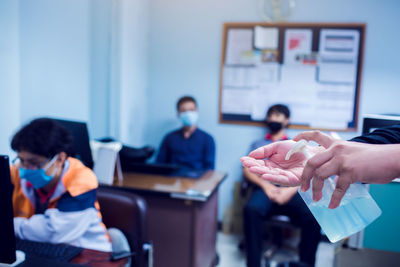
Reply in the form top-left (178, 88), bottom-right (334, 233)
top-left (142, 243), bottom-right (153, 267)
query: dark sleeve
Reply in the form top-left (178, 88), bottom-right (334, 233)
top-left (56, 189), bottom-right (97, 212)
top-left (350, 125), bottom-right (400, 144)
top-left (203, 135), bottom-right (216, 170)
top-left (156, 135), bottom-right (170, 164)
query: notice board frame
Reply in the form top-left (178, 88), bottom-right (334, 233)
top-left (218, 22), bottom-right (366, 131)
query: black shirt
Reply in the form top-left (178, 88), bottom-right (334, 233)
top-left (351, 124), bottom-right (400, 144)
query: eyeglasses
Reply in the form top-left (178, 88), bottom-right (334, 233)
top-left (12, 156), bottom-right (51, 170)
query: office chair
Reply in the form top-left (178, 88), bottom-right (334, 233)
top-left (240, 180), bottom-right (299, 264)
top-left (97, 186), bottom-right (153, 267)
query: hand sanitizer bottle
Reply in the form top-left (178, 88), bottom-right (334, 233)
top-left (286, 140), bottom-right (382, 243)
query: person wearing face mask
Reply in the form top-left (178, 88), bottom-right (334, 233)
top-left (242, 104), bottom-right (321, 267)
top-left (9, 118), bottom-right (112, 252)
top-left (156, 95), bottom-right (216, 171)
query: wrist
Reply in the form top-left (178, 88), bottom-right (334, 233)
top-left (262, 182), bottom-right (274, 191)
top-left (261, 183), bottom-right (269, 192)
top-left (373, 144), bottom-right (400, 183)
top-left (389, 145), bottom-right (400, 179)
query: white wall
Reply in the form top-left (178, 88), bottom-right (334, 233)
top-left (19, 0), bottom-right (91, 125)
top-left (114, 0), bottom-right (149, 146)
top-left (0, 0), bottom-right (20, 156)
top-left (89, 0), bottom-right (113, 139)
top-left (144, 0), bottom-right (400, 220)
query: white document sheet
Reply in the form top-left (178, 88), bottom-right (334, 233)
top-left (257, 63), bottom-right (280, 84)
top-left (319, 29), bottom-right (360, 58)
top-left (250, 86), bottom-right (279, 120)
top-left (310, 83), bottom-right (355, 129)
top-left (318, 61), bottom-right (358, 84)
top-left (223, 66), bottom-right (258, 88)
top-left (284, 29), bottom-right (313, 65)
top-left (221, 88), bottom-right (254, 115)
top-left (254, 26), bottom-right (279, 50)
top-left (318, 29), bottom-right (360, 84)
top-left (225, 29), bottom-right (253, 65)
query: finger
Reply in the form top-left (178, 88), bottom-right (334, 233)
top-left (241, 157), bottom-right (265, 168)
top-left (248, 165), bottom-right (271, 176)
top-left (294, 130), bottom-right (334, 149)
top-left (261, 174), bottom-right (290, 186)
top-left (240, 156), bottom-right (257, 163)
top-left (311, 158), bottom-right (341, 201)
top-left (328, 176), bottom-right (351, 209)
top-left (248, 142), bottom-right (279, 159)
top-left (301, 149), bottom-right (334, 192)
top-left (261, 171), bottom-right (301, 186)
top-left (240, 156), bottom-right (251, 162)
top-left (311, 177), bottom-right (324, 202)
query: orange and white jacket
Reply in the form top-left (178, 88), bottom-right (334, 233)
top-left (10, 157), bottom-right (112, 252)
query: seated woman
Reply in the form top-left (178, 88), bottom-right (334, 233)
top-left (10, 118), bottom-right (111, 252)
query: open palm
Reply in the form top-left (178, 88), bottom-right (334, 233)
top-left (241, 140), bottom-right (308, 186)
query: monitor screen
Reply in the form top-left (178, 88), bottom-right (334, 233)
top-left (0, 155), bottom-right (17, 264)
top-left (362, 114), bottom-right (400, 135)
top-left (53, 119), bottom-right (94, 169)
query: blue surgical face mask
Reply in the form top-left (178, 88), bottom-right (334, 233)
top-left (179, 111), bottom-right (199, 127)
top-left (19, 155), bottom-right (59, 189)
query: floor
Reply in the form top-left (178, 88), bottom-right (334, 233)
top-left (334, 247), bottom-right (400, 267)
top-left (216, 231), bottom-right (335, 267)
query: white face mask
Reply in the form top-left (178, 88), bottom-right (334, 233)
top-left (179, 111), bottom-right (199, 127)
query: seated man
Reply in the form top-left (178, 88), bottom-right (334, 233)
top-left (10, 118), bottom-right (112, 252)
top-left (243, 104), bottom-right (320, 267)
top-left (156, 95), bottom-right (215, 170)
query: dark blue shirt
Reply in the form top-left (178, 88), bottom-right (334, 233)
top-left (156, 128), bottom-right (216, 170)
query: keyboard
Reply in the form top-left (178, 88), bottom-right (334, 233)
top-left (16, 238), bottom-right (83, 262)
top-left (123, 162), bottom-right (181, 175)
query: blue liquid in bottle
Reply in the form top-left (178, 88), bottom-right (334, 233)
top-left (307, 194), bottom-right (381, 243)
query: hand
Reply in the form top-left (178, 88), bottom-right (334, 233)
top-left (241, 140), bottom-right (316, 186)
top-left (294, 131), bottom-right (400, 209)
top-left (261, 183), bottom-right (279, 202)
top-left (273, 187), bottom-right (298, 205)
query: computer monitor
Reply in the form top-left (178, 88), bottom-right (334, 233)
top-left (0, 155), bottom-right (17, 264)
top-left (362, 114), bottom-right (400, 135)
top-left (53, 119), bottom-right (94, 169)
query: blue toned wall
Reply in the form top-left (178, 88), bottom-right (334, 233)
top-left (114, 0), bottom-right (150, 147)
top-left (89, 0), bottom-right (113, 139)
top-left (365, 183), bottom-right (400, 252)
top-left (144, 0), bottom-right (400, 220)
top-left (90, 0), bottom-right (150, 146)
top-left (19, 0), bottom-right (92, 125)
top-left (0, 0), bottom-right (20, 156)
top-left (0, 0), bottom-right (149, 153)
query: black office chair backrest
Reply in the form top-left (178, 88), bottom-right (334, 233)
top-left (97, 186), bottom-right (148, 267)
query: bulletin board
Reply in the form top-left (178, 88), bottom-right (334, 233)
top-left (219, 22), bottom-right (366, 131)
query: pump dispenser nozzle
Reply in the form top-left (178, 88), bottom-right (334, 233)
top-left (285, 139), bottom-right (311, 164)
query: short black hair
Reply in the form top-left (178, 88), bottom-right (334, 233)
top-left (11, 118), bottom-right (73, 158)
top-left (176, 96), bottom-right (197, 111)
top-left (266, 104), bottom-right (290, 119)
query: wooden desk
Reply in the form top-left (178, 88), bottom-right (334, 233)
top-left (112, 171), bottom-right (227, 267)
top-left (71, 249), bottom-right (128, 267)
